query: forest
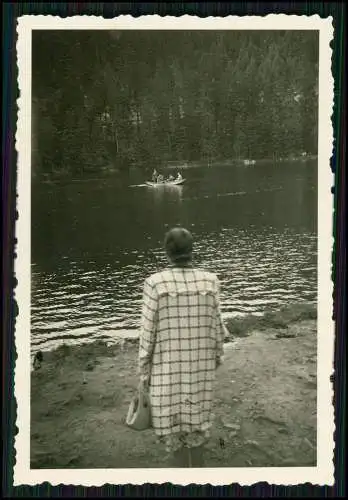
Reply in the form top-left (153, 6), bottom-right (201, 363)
top-left (32, 30), bottom-right (319, 177)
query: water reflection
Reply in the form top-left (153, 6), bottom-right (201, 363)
top-left (149, 184), bottom-right (184, 205)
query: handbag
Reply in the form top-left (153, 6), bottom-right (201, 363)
top-left (126, 383), bottom-right (152, 431)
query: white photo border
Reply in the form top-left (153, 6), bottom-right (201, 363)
top-left (14, 14), bottom-right (335, 487)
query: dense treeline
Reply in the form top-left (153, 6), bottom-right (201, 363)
top-left (32, 30), bottom-right (318, 177)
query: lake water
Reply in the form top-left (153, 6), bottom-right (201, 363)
top-left (31, 160), bottom-right (317, 353)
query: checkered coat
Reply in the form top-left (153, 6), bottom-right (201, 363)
top-left (138, 266), bottom-right (227, 437)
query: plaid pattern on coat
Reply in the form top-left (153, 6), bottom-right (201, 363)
top-left (138, 266), bottom-right (227, 437)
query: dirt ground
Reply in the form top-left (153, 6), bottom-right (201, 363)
top-left (31, 312), bottom-right (317, 469)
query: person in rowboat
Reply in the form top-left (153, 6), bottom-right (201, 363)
top-left (167, 174), bottom-right (175, 182)
top-left (157, 174), bottom-right (164, 183)
top-left (176, 172), bottom-right (183, 181)
top-left (152, 169), bottom-right (158, 182)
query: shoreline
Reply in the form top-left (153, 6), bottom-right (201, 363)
top-left (35, 155), bottom-right (317, 183)
top-left (31, 302), bottom-right (317, 469)
top-left (32, 302), bottom-right (317, 359)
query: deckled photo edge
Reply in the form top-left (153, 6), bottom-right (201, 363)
top-left (13, 14), bottom-right (335, 487)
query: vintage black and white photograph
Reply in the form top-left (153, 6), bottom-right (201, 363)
top-left (15, 15), bottom-right (334, 486)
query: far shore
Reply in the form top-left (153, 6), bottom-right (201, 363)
top-left (31, 302), bottom-right (317, 469)
top-left (35, 154), bottom-right (318, 183)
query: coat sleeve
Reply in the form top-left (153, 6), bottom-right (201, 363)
top-left (138, 277), bottom-right (158, 382)
top-left (214, 276), bottom-right (227, 366)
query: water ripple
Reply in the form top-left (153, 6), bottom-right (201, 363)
top-left (30, 228), bottom-right (316, 353)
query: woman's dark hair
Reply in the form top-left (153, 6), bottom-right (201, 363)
top-left (164, 227), bottom-right (193, 263)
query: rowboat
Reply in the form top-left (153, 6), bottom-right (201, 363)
top-left (145, 178), bottom-right (185, 187)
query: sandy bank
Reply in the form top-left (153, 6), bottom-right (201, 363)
top-left (31, 304), bottom-right (317, 468)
